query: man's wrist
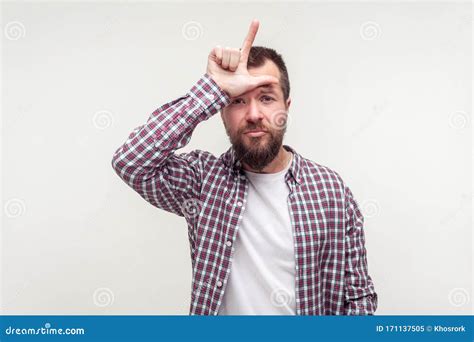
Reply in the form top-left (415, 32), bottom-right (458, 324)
top-left (187, 74), bottom-right (231, 118)
top-left (204, 72), bottom-right (231, 99)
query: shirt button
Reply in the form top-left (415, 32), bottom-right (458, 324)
top-left (226, 240), bottom-right (232, 247)
top-left (216, 281), bottom-right (223, 288)
top-left (236, 201), bottom-right (243, 207)
top-left (207, 94), bottom-right (215, 101)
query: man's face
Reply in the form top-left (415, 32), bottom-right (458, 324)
top-left (221, 59), bottom-right (291, 171)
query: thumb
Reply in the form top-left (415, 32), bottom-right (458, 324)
top-left (249, 75), bottom-right (279, 89)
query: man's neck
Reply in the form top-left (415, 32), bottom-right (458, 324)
top-left (242, 146), bottom-right (292, 174)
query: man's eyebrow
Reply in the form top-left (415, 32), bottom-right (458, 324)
top-left (257, 85), bottom-right (277, 93)
top-left (231, 85), bottom-right (278, 99)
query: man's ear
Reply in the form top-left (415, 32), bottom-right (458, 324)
top-left (286, 97), bottom-right (291, 110)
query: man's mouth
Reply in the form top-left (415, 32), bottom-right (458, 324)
top-left (244, 129), bottom-right (267, 138)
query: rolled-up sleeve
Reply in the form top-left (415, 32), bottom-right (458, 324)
top-left (343, 185), bottom-right (378, 315)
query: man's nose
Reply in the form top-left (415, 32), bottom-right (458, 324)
top-left (245, 100), bottom-right (264, 123)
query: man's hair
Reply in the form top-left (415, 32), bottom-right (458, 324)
top-left (247, 46), bottom-right (290, 102)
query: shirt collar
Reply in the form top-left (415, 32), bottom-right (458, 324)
top-left (222, 144), bottom-right (303, 185)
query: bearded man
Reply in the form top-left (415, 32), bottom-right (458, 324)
top-left (112, 19), bottom-right (378, 316)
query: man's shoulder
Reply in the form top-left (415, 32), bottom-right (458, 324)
top-left (299, 154), bottom-right (346, 189)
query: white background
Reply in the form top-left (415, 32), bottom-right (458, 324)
top-left (1, 0), bottom-right (472, 315)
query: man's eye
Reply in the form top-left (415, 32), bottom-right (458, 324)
top-left (232, 98), bottom-right (244, 105)
top-left (261, 96), bottom-right (274, 102)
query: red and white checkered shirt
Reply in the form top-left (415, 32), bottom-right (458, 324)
top-left (111, 73), bottom-right (378, 315)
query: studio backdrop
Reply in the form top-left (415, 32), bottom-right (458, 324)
top-left (1, 0), bottom-right (472, 315)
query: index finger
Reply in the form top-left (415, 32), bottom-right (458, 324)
top-left (240, 19), bottom-right (259, 63)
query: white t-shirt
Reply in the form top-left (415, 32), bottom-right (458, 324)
top-left (218, 152), bottom-right (296, 315)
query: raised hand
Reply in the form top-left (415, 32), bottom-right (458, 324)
top-left (206, 19), bottom-right (279, 98)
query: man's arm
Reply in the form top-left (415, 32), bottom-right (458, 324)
top-left (111, 19), bottom-right (277, 217)
top-left (343, 185), bottom-right (378, 315)
top-left (111, 74), bottom-right (230, 216)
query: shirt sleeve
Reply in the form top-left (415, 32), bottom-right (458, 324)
top-left (111, 73), bottom-right (231, 217)
top-left (343, 184), bottom-right (378, 315)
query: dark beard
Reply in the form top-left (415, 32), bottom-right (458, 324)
top-left (228, 127), bottom-right (285, 172)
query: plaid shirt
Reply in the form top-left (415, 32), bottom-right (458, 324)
top-left (111, 73), bottom-right (378, 315)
